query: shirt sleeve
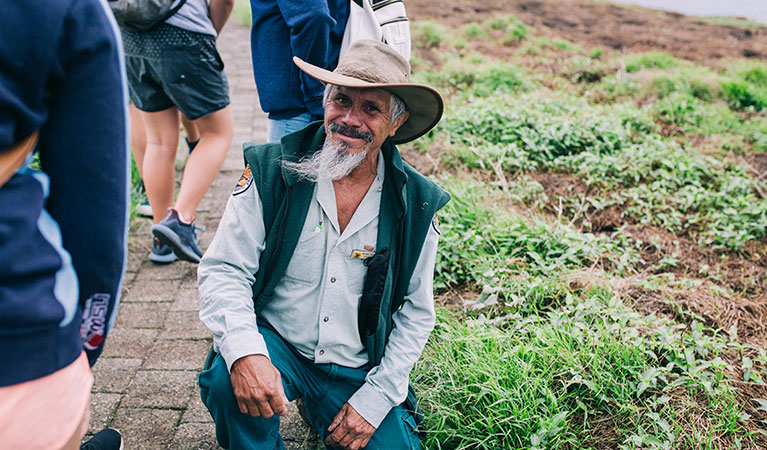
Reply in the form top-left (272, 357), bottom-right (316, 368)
top-left (44, 0), bottom-right (129, 365)
top-left (347, 223), bottom-right (440, 428)
top-left (274, 0), bottom-right (336, 117)
top-left (198, 179), bottom-right (270, 371)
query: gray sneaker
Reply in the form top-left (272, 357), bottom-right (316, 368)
top-left (151, 208), bottom-right (202, 263)
top-left (148, 237), bottom-right (177, 264)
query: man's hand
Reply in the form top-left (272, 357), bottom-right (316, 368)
top-left (230, 354), bottom-right (289, 418)
top-left (325, 403), bottom-right (376, 450)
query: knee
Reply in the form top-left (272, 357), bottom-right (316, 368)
top-left (199, 354), bottom-right (238, 412)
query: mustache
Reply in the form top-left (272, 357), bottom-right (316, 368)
top-left (328, 121), bottom-right (373, 144)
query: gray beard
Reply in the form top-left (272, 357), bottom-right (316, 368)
top-left (281, 137), bottom-right (368, 182)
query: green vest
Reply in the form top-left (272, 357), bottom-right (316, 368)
top-left (242, 122), bottom-right (450, 367)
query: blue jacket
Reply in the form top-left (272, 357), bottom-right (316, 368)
top-left (249, 0), bottom-right (349, 120)
top-left (0, 0), bottom-right (129, 386)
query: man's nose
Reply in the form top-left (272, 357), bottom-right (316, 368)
top-left (340, 106), bottom-right (363, 127)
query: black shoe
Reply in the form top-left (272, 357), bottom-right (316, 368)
top-left (151, 208), bottom-right (202, 263)
top-left (81, 428), bottom-right (123, 450)
top-left (148, 236), bottom-right (177, 264)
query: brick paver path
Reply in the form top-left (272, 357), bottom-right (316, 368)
top-left (88, 22), bottom-right (318, 450)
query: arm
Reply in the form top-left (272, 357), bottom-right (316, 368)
top-left (275, 0), bottom-right (335, 117)
top-left (208, 0), bottom-right (235, 36)
top-left (326, 223), bottom-right (440, 447)
top-left (198, 177), bottom-right (288, 417)
top-left (41, 0), bottom-right (128, 365)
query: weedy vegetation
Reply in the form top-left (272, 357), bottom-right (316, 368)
top-left (407, 10), bottom-right (767, 450)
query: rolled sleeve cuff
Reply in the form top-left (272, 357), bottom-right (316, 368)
top-left (219, 329), bottom-right (270, 373)
top-left (347, 382), bottom-right (394, 429)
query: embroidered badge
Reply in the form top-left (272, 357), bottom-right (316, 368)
top-left (351, 249), bottom-right (376, 260)
top-left (233, 165), bottom-right (253, 196)
top-left (80, 293), bottom-right (110, 350)
top-left (431, 213), bottom-right (441, 235)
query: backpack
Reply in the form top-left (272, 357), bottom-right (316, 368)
top-left (340, 0), bottom-right (411, 61)
top-left (108, 0), bottom-right (188, 32)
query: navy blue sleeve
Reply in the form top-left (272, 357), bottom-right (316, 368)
top-left (38, 0), bottom-right (129, 365)
top-left (274, 0), bottom-right (336, 117)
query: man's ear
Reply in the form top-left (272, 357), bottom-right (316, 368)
top-left (389, 111), bottom-right (410, 137)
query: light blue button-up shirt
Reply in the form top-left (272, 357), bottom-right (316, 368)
top-left (199, 154), bottom-right (439, 427)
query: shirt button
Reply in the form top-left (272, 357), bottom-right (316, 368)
top-left (330, 277), bottom-right (336, 283)
top-left (323, 316), bottom-right (329, 322)
top-left (319, 349), bottom-right (325, 356)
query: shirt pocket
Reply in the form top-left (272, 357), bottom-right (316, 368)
top-left (343, 236), bottom-right (376, 295)
top-left (283, 227), bottom-right (324, 285)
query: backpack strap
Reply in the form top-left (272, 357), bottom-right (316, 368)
top-left (0, 131), bottom-right (38, 187)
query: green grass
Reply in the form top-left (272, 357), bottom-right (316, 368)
top-left (405, 9), bottom-right (767, 449)
top-left (232, 0), bottom-right (252, 27)
top-left (414, 300), bottom-right (746, 449)
top-left (624, 52), bottom-right (679, 73)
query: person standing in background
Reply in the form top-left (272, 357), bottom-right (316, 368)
top-left (0, 0), bottom-right (129, 448)
top-left (249, 0), bottom-right (349, 142)
top-left (122, 0), bottom-right (235, 264)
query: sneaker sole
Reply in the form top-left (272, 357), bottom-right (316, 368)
top-left (151, 223), bottom-right (201, 263)
top-left (148, 250), bottom-right (177, 264)
top-left (135, 204), bottom-right (153, 218)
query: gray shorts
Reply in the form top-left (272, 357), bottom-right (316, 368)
top-left (123, 24), bottom-right (230, 120)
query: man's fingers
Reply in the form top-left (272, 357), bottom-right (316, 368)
top-left (327, 403), bottom-right (348, 433)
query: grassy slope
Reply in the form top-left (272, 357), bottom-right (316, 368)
top-left (405, 8), bottom-right (767, 450)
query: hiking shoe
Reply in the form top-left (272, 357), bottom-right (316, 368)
top-left (148, 237), bottom-right (177, 264)
top-left (135, 200), bottom-right (152, 218)
top-left (81, 428), bottom-right (123, 450)
top-left (151, 208), bottom-right (202, 263)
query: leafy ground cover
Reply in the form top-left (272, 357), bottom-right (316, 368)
top-left (404, 1), bottom-right (767, 448)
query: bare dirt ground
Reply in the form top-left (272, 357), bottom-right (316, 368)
top-left (407, 0), bottom-right (767, 63)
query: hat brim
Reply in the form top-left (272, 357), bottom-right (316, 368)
top-left (293, 56), bottom-right (443, 145)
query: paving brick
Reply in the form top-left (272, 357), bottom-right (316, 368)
top-left (92, 357), bottom-right (142, 393)
top-left (161, 311), bottom-right (212, 340)
top-left (114, 302), bottom-right (171, 329)
top-left (122, 370), bottom-right (198, 409)
top-left (172, 288), bottom-right (202, 311)
top-left (111, 408), bottom-right (180, 450)
top-left (87, 393), bottom-right (121, 435)
top-left (182, 390), bottom-right (213, 424)
top-left (133, 259), bottom-right (193, 281)
top-left (101, 328), bottom-right (158, 358)
top-left (122, 279), bottom-right (181, 302)
top-left (143, 339), bottom-right (211, 370)
top-left (172, 423), bottom-right (219, 450)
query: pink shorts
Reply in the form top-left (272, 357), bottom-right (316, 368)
top-left (0, 351), bottom-right (93, 449)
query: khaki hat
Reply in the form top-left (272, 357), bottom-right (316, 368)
top-left (293, 39), bottom-right (444, 144)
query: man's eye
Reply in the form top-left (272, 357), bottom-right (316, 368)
top-left (365, 105), bottom-right (380, 113)
top-left (335, 97), bottom-right (349, 105)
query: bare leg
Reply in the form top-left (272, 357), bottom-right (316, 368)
top-left (181, 113), bottom-right (200, 143)
top-left (141, 107), bottom-right (181, 223)
top-left (174, 106), bottom-right (233, 221)
top-left (129, 103), bottom-right (147, 179)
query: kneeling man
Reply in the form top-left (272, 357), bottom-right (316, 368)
top-left (198, 39), bottom-right (449, 450)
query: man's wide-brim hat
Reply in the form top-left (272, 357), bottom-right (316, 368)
top-left (293, 39), bottom-right (443, 145)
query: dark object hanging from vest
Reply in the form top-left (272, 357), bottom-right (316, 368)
top-left (108, 0), bottom-right (187, 32)
top-left (358, 247), bottom-right (391, 343)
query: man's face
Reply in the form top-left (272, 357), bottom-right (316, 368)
top-left (324, 86), bottom-right (409, 156)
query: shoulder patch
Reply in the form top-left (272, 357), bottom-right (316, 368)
top-left (431, 213), bottom-right (441, 235)
top-left (233, 165), bottom-right (253, 196)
